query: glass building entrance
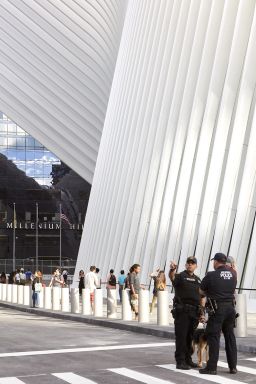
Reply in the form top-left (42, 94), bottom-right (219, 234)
top-left (0, 112), bottom-right (91, 275)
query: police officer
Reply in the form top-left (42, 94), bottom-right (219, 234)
top-left (199, 252), bottom-right (237, 375)
top-left (169, 256), bottom-right (202, 370)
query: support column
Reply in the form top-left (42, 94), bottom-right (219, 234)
top-left (94, 288), bottom-right (103, 317)
top-left (138, 290), bottom-right (149, 323)
top-left (17, 285), bottom-right (23, 304)
top-left (7, 284), bottom-right (12, 302)
top-left (52, 287), bottom-right (61, 311)
top-left (23, 285), bottom-right (31, 306)
top-left (12, 284), bottom-right (18, 303)
top-left (44, 287), bottom-right (52, 309)
top-left (61, 287), bottom-right (70, 312)
top-left (71, 288), bottom-right (80, 313)
top-left (122, 289), bottom-right (132, 320)
top-left (157, 291), bottom-right (169, 326)
top-left (107, 288), bottom-right (117, 318)
top-left (82, 288), bottom-right (91, 315)
top-left (234, 293), bottom-right (247, 337)
top-left (2, 284), bottom-right (7, 301)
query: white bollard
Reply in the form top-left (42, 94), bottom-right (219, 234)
top-left (139, 290), bottom-right (150, 323)
top-left (24, 286), bottom-right (31, 306)
top-left (71, 288), bottom-right (80, 313)
top-left (38, 287), bottom-right (44, 308)
top-left (82, 288), bottom-right (91, 315)
top-left (0, 283), bottom-right (2, 300)
top-left (17, 285), bottom-right (23, 304)
top-left (157, 291), bottom-right (169, 326)
top-left (107, 288), bottom-right (117, 319)
top-left (7, 284), bottom-right (12, 302)
top-left (94, 288), bottom-right (103, 317)
top-left (52, 287), bottom-right (61, 311)
top-left (234, 293), bottom-right (247, 337)
top-left (44, 287), bottom-right (52, 309)
top-left (122, 289), bottom-right (132, 320)
top-left (12, 284), bottom-right (18, 303)
top-left (2, 284), bottom-right (7, 301)
top-left (61, 287), bottom-right (70, 312)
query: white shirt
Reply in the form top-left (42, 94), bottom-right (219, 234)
top-left (15, 273), bottom-right (20, 282)
top-left (84, 271), bottom-right (98, 293)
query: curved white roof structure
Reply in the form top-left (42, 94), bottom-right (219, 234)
top-left (2, 0), bottom-right (256, 308)
top-left (0, 0), bottom-right (127, 183)
top-left (75, 0), bottom-right (256, 308)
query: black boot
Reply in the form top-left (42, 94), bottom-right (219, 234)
top-left (199, 367), bottom-right (217, 375)
top-left (176, 363), bottom-right (190, 370)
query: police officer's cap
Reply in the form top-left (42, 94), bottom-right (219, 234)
top-left (211, 252), bottom-right (227, 263)
top-left (186, 256), bottom-right (197, 264)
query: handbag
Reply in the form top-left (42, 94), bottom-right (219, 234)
top-left (35, 282), bottom-right (42, 292)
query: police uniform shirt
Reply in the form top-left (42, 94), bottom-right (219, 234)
top-left (200, 265), bottom-right (237, 302)
top-left (173, 270), bottom-right (201, 306)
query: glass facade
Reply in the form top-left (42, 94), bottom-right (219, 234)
top-left (0, 112), bottom-right (60, 186)
top-left (0, 112), bottom-right (91, 274)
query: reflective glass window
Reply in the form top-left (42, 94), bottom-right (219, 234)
top-left (7, 137), bottom-right (16, 147)
top-left (16, 137), bottom-right (25, 148)
top-left (0, 137), bottom-right (7, 146)
top-left (15, 150), bottom-right (26, 161)
top-left (26, 137), bottom-right (35, 148)
top-left (7, 123), bottom-right (16, 133)
top-left (17, 127), bottom-right (25, 136)
top-left (34, 140), bottom-right (44, 148)
top-left (0, 123), bottom-right (7, 133)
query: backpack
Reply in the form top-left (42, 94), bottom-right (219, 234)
top-left (124, 274), bottom-right (131, 289)
top-left (108, 274), bottom-right (116, 286)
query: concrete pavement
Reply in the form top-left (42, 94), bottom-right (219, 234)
top-left (0, 307), bottom-right (255, 384)
top-left (1, 301), bottom-right (256, 354)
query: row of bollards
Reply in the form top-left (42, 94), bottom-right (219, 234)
top-left (0, 283), bottom-right (247, 334)
top-left (0, 283), bottom-right (170, 325)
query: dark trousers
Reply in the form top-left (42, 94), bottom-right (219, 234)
top-left (205, 303), bottom-right (237, 370)
top-left (174, 309), bottom-right (198, 364)
top-left (32, 291), bottom-right (39, 307)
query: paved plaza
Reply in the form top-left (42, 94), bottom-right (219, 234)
top-left (0, 308), bottom-right (255, 383)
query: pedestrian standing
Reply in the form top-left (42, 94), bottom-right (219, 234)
top-left (78, 270), bottom-right (85, 295)
top-left (84, 266), bottom-right (98, 309)
top-left (32, 271), bottom-right (42, 308)
top-left (118, 270), bottom-right (126, 302)
top-left (95, 268), bottom-right (101, 288)
top-left (107, 269), bottom-right (117, 289)
top-left (199, 253), bottom-right (237, 375)
top-left (150, 269), bottom-right (166, 313)
top-left (169, 257), bottom-right (202, 370)
top-left (15, 269), bottom-right (20, 284)
top-left (0, 272), bottom-right (6, 284)
top-left (130, 264), bottom-right (141, 320)
top-left (49, 269), bottom-right (65, 287)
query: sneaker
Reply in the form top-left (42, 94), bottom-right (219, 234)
top-left (230, 368), bottom-right (237, 374)
top-left (176, 363), bottom-right (190, 370)
top-left (199, 367), bottom-right (217, 375)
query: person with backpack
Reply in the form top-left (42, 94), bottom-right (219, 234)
top-left (107, 269), bottom-right (116, 289)
top-left (150, 269), bottom-right (166, 313)
top-left (118, 270), bottom-right (126, 302)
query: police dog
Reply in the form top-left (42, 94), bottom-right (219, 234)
top-left (192, 328), bottom-right (208, 368)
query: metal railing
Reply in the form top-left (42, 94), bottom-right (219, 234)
top-left (0, 259), bottom-right (76, 275)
